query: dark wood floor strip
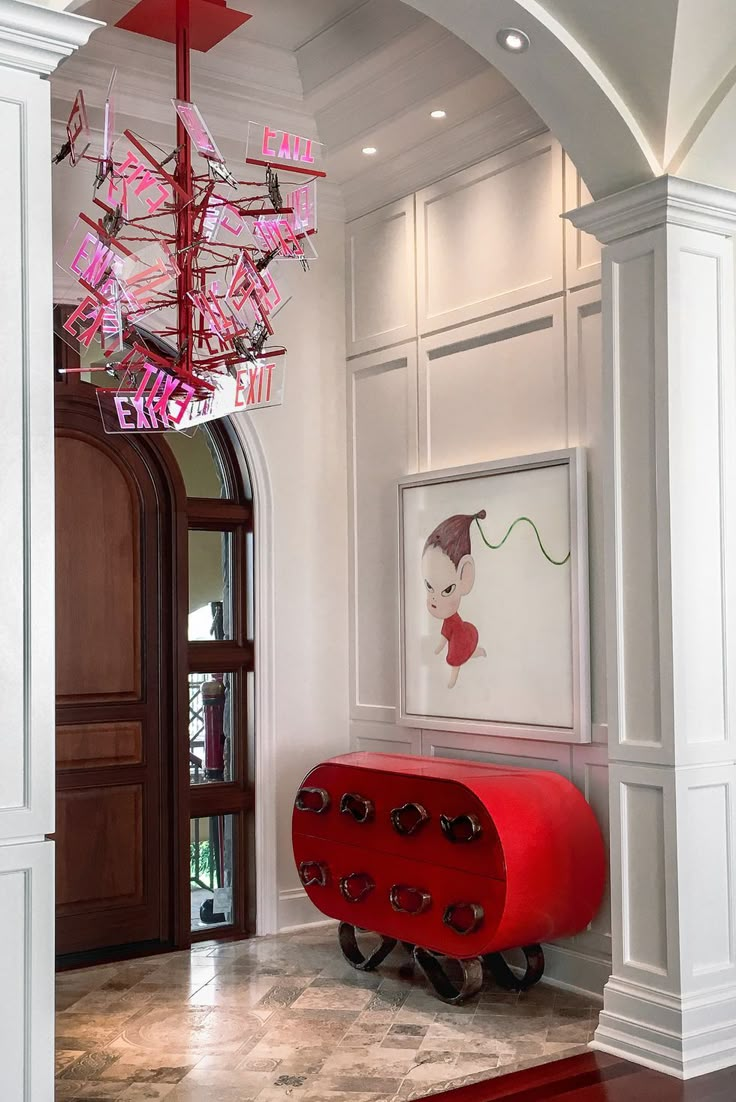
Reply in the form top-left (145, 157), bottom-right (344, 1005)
top-left (418, 1052), bottom-right (736, 1102)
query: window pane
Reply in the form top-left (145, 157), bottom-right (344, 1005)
top-left (188, 671), bottom-right (234, 785)
top-left (166, 427), bottom-right (229, 498)
top-left (188, 530), bottom-right (233, 640)
top-left (190, 814), bottom-right (235, 932)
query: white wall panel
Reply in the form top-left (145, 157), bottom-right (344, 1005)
top-left (572, 743), bottom-right (611, 952)
top-left (564, 154), bottom-right (601, 288)
top-left (621, 777), bottom-right (669, 975)
top-left (0, 68), bottom-right (55, 839)
top-left (346, 196), bottom-right (416, 357)
top-left (349, 344), bottom-right (418, 722)
top-left (416, 135), bottom-right (564, 334)
top-left (567, 287), bottom-right (606, 734)
top-left (419, 299), bottom-right (566, 470)
top-left (421, 729), bottom-right (572, 778)
top-left (350, 720), bottom-right (421, 756)
top-left (0, 842), bottom-right (54, 1102)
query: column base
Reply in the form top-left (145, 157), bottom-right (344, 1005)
top-left (591, 977), bottom-right (736, 1079)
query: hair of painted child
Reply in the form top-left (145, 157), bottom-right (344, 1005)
top-left (423, 510), bottom-right (486, 568)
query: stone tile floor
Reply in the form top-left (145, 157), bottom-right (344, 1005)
top-left (55, 926), bottom-right (600, 1101)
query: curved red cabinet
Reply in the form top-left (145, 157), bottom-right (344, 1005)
top-left (292, 752), bottom-right (606, 960)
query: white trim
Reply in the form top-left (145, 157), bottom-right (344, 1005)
top-left (0, 0), bottom-right (101, 76)
top-left (566, 174), bottom-right (736, 244)
top-left (229, 414), bottom-right (278, 935)
top-left (277, 887), bottom-right (323, 931)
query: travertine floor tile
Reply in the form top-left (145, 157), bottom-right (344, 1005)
top-left (56, 926), bottom-right (600, 1102)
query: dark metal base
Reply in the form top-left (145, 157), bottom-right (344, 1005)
top-left (338, 923), bottom-right (544, 1004)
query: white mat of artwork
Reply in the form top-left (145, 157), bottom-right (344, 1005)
top-left (398, 448), bottom-right (590, 743)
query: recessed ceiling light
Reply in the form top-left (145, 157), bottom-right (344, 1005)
top-left (496, 28), bottom-right (530, 52)
top-left (362, 146), bottom-right (377, 156)
top-left (430, 109), bottom-right (447, 119)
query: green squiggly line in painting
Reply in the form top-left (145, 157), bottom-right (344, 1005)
top-left (474, 516), bottom-right (571, 567)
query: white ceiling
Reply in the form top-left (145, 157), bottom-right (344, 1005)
top-left (58, 0), bottom-right (544, 218)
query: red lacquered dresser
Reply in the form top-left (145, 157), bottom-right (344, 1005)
top-left (292, 752), bottom-right (606, 1002)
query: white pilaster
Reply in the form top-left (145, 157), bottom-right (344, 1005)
top-left (568, 176), bottom-right (736, 1079)
top-left (0, 1), bottom-right (100, 1098)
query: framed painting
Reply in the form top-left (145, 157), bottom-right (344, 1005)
top-left (398, 448), bottom-right (590, 743)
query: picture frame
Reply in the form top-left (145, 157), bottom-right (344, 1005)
top-left (397, 448), bottom-right (590, 744)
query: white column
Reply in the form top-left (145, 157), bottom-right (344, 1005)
top-left (568, 176), bottom-right (736, 1079)
top-left (0, 2), bottom-right (99, 1098)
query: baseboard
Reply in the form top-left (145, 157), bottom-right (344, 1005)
top-left (593, 977), bottom-right (736, 1079)
top-left (539, 942), bottom-right (609, 1001)
top-left (277, 887), bottom-right (325, 931)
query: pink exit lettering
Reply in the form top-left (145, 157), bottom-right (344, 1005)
top-left (109, 151), bottom-right (170, 216)
top-left (174, 101), bottom-right (222, 161)
top-left (70, 232), bottom-right (116, 289)
top-left (261, 126), bottom-right (314, 165)
top-left (131, 363), bottom-right (195, 426)
top-left (234, 362), bottom-right (275, 408)
top-left (66, 91), bottom-right (90, 166)
top-left (253, 219), bottom-right (303, 259)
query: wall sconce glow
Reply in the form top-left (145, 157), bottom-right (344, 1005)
top-left (430, 110), bottom-right (446, 119)
top-left (496, 28), bottom-right (530, 52)
top-left (362, 146), bottom-right (378, 156)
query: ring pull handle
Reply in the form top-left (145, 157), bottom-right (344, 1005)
top-left (389, 884), bottom-right (432, 916)
top-left (340, 792), bottom-right (375, 824)
top-left (440, 813), bottom-right (483, 844)
top-left (295, 787), bottom-right (331, 814)
top-left (299, 861), bottom-right (328, 888)
top-left (339, 872), bottom-right (375, 904)
top-left (390, 802), bottom-right (430, 836)
top-left (443, 902), bottom-right (485, 936)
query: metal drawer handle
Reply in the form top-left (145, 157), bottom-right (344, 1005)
top-left (390, 802), bottom-right (430, 836)
top-left (439, 813), bottom-right (483, 844)
top-left (389, 884), bottom-right (432, 916)
top-left (443, 902), bottom-right (485, 936)
top-left (295, 787), bottom-right (331, 814)
top-left (340, 792), bottom-right (375, 824)
top-left (298, 861), bottom-right (328, 888)
top-left (339, 872), bottom-right (375, 903)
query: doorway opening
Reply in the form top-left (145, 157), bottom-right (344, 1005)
top-left (54, 346), bottom-right (255, 967)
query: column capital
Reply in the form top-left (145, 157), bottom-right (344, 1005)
top-left (565, 174), bottom-right (736, 244)
top-left (0, 0), bottom-right (101, 77)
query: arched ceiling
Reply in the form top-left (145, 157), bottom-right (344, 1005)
top-left (50, 0), bottom-right (736, 216)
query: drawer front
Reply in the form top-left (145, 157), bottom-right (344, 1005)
top-left (293, 834), bottom-right (506, 959)
top-left (292, 764), bottom-right (505, 880)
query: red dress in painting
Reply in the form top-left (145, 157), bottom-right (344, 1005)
top-left (441, 613), bottom-right (479, 668)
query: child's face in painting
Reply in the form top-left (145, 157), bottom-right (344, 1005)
top-left (422, 546), bottom-right (464, 620)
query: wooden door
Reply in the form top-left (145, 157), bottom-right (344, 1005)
top-left (54, 391), bottom-right (178, 959)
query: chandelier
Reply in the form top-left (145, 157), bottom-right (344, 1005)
top-left (54, 0), bottom-right (326, 434)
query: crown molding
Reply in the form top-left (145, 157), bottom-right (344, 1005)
top-left (0, 0), bottom-right (102, 76)
top-left (565, 174), bottom-right (736, 243)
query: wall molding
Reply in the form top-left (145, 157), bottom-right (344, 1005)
top-left (230, 415), bottom-right (278, 936)
top-left (0, 0), bottom-right (101, 76)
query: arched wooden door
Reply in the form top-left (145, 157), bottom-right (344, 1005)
top-left (54, 389), bottom-right (183, 960)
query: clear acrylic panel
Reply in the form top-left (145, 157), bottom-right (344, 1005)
top-left (190, 813), bottom-right (235, 932)
top-left (188, 671), bottom-right (234, 785)
top-left (188, 530), bottom-right (232, 639)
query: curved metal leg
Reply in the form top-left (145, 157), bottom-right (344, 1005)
top-left (338, 922), bottom-right (398, 972)
top-left (413, 946), bottom-right (484, 1005)
top-left (484, 943), bottom-right (545, 991)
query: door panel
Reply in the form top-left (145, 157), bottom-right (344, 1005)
top-left (56, 785), bottom-right (144, 908)
top-left (55, 392), bottom-right (176, 959)
top-left (56, 722), bottom-right (143, 770)
top-left (56, 435), bottom-right (141, 702)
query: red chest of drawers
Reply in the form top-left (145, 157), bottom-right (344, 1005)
top-left (292, 752), bottom-right (605, 998)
